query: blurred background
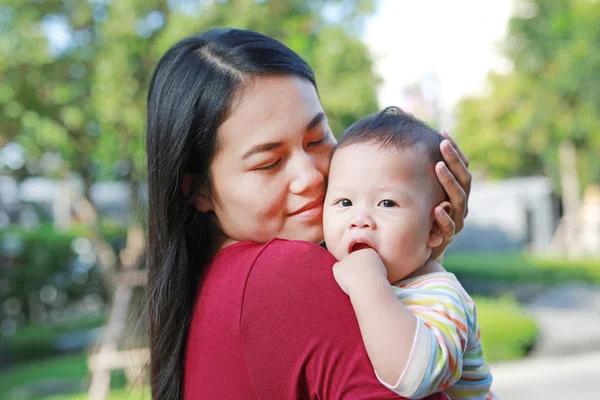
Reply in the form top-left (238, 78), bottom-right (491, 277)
top-left (0, 0), bottom-right (599, 399)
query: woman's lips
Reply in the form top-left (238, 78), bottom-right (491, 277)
top-left (289, 197), bottom-right (324, 220)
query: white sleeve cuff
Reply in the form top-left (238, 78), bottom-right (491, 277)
top-left (376, 318), bottom-right (432, 397)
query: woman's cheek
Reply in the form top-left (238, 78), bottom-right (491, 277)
top-left (321, 149), bottom-right (335, 176)
top-left (255, 177), bottom-right (287, 216)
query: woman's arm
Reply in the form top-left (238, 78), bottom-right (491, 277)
top-left (240, 240), bottom-right (447, 400)
top-left (431, 132), bottom-right (472, 261)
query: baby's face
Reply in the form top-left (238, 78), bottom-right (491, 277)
top-left (323, 142), bottom-right (443, 283)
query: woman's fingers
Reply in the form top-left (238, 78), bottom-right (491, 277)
top-left (440, 139), bottom-right (471, 198)
top-left (435, 205), bottom-right (456, 241)
top-left (441, 130), bottom-right (469, 167)
top-left (430, 206), bottom-right (456, 261)
top-left (436, 161), bottom-right (467, 234)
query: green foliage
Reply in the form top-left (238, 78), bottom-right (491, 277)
top-left (1, 0), bottom-right (379, 185)
top-left (0, 314), bottom-right (105, 365)
top-left (454, 0), bottom-right (600, 188)
top-left (475, 296), bottom-right (538, 362)
top-left (0, 224), bottom-right (126, 326)
top-left (444, 252), bottom-right (600, 284)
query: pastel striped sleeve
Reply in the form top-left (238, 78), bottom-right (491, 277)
top-left (381, 274), bottom-right (491, 399)
top-left (445, 307), bottom-right (495, 400)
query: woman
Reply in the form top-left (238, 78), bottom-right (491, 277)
top-left (146, 28), bottom-right (471, 399)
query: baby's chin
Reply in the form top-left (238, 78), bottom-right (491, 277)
top-left (323, 242), bottom-right (346, 261)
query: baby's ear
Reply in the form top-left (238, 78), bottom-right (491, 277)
top-left (182, 173), bottom-right (214, 212)
top-left (427, 201), bottom-right (452, 248)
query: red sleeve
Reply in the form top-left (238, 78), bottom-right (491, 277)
top-left (240, 240), bottom-right (446, 400)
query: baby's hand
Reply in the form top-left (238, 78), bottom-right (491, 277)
top-left (333, 249), bottom-right (387, 296)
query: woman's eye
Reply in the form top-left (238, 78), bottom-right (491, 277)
top-left (379, 199), bottom-right (397, 208)
top-left (307, 137), bottom-right (326, 147)
top-left (338, 199), bottom-right (352, 207)
top-left (257, 159), bottom-right (282, 170)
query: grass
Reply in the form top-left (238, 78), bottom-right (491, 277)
top-left (6, 314), bottom-right (106, 348)
top-left (0, 314), bottom-right (106, 365)
top-left (0, 352), bottom-right (132, 400)
top-left (0, 353), bottom-right (88, 399)
top-left (46, 387), bottom-right (150, 400)
top-left (475, 296), bottom-right (538, 362)
top-left (444, 252), bottom-right (600, 285)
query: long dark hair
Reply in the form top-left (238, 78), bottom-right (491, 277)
top-left (145, 28), bottom-right (316, 399)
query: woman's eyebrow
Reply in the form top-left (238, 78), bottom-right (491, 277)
top-left (241, 112), bottom-right (326, 160)
top-left (242, 142), bottom-right (283, 160)
top-left (306, 112), bottom-right (326, 132)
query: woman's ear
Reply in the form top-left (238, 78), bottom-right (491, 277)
top-left (427, 201), bottom-right (452, 248)
top-left (181, 174), bottom-right (193, 197)
top-left (192, 194), bottom-right (214, 212)
top-left (182, 173), bottom-right (214, 212)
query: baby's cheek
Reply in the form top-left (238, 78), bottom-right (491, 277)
top-left (323, 217), bottom-right (344, 260)
top-left (390, 228), bottom-right (422, 257)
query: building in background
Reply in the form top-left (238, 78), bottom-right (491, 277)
top-left (448, 176), bottom-right (558, 254)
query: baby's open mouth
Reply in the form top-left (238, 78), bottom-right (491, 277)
top-left (350, 243), bottom-right (374, 253)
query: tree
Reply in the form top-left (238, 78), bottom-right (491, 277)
top-left (453, 0), bottom-right (600, 253)
top-left (1, 0), bottom-right (379, 183)
top-left (0, 0), bottom-right (380, 263)
top-left (0, 0), bottom-right (380, 393)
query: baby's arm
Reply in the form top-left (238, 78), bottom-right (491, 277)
top-left (333, 249), bottom-right (418, 386)
top-left (334, 250), bottom-right (472, 398)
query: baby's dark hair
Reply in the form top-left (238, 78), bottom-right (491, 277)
top-left (338, 106), bottom-right (443, 164)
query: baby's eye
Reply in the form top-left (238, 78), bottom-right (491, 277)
top-left (379, 199), bottom-right (397, 208)
top-left (337, 199), bottom-right (352, 207)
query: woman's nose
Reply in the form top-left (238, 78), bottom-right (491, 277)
top-left (289, 152), bottom-right (324, 194)
top-left (350, 212), bottom-right (376, 230)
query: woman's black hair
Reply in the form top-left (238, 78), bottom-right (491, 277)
top-left (145, 28), bottom-right (316, 399)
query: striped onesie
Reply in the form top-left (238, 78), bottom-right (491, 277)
top-left (379, 272), bottom-right (496, 400)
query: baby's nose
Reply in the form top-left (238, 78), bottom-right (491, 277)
top-left (350, 212), bottom-right (376, 229)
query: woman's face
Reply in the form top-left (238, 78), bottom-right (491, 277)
top-left (201, 75), bottom-right (336, 246)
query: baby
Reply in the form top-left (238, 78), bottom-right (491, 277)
top-left (323, 107), bottom-right (495, 399)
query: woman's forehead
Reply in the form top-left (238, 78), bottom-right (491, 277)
top-left (217, 75), bottom-right (324, 155)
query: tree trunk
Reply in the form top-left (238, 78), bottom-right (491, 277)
top-left (556, 140), bottom-right (581, 256)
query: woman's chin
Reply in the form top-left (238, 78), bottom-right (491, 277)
top-left (279, 225), bottom-right (324, 244)
top-left (297, 226), bottom-right (325, 244)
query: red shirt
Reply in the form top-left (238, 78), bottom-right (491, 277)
top-left (184, 239), bottom-right (447, 399)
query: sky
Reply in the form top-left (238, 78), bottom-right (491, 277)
top-left (363, 0), bottom-right (516, 120)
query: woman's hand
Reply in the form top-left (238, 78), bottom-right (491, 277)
top-left (431, 131), bottom-right (472, 261)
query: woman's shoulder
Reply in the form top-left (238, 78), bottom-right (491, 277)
top-left (251, 238), bottom-right (337, 276)
top-left (217, 238), bottom-right (328, 255)
top-left (261, 238), bottom-right (333, 257)
top-left (237, 240), bottom-right (437, 400)
top-left (211, 239), bottom-right (336, 285)
top-left (234, 238), bottom-right (339, 307)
